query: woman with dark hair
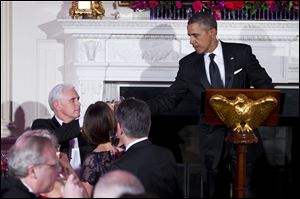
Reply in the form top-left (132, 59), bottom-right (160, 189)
top-left (80, 101), bottom-right (123, 197)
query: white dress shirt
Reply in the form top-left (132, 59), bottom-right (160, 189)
top-left (204, 40), bottom-right (225, 86)
top-left (55, 116), bottom-right (81, 172)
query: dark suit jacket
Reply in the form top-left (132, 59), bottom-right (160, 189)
top-left (31, 116), bottom-right (96, 163)
top-left (110, 139), bottom-right (182, 198)
top-left (147, 41), bottom-right (274, 114)
top-left (1, 176), bottom-right (36, 198)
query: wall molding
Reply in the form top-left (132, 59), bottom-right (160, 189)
top-left (1, 1), bottom-right (12, 137)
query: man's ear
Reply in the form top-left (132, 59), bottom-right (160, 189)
top-left (210, 28), bottom-right (217, 37)
top-left (53, 100), bottom-right (62, 111)
top-left (28, 164), bottom-right (38, 179)
top-left (117, 123), bottom-right (124, 136)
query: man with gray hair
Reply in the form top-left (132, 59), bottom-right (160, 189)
top-left (93, 170), bottom-right (145, 198)
top-left (1, 129), bottom-right (86, 198)
top-left (32, 84), bottom-right (95, 171)
top-left (110, 98), bottom-right (182, 198)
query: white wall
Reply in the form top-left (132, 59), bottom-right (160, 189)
top-left (0, 1), bottom-right (141, 136)
top-left (9, 2), bottom-right (63, 136)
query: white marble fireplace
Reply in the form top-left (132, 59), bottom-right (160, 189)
top-left (55, 19), bottom-right (299, 113)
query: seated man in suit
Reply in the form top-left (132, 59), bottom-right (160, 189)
top-left (110, 98), bottom-right (182, 198)
top-left (1, 129), bottom-right (86, 198)
top-left (31, 83), bottom-right (95, 172)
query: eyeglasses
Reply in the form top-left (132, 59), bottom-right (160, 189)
top-left (35, 162), bottom-right (61, 170)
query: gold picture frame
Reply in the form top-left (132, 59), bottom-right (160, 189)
top-left (118, 1), bottom-right (132, 7)
top-left (69, 1), bottom-right (105, 19)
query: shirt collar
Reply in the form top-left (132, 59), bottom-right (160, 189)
top-left (205, 40), bottom-right (222, 59)
top-left (125, 137), bottom-right (148, 151)
top-left (55, 116), bottom-right (80, 126)
top-left (54, 116), bottom-right (64, 126)
top-left (20, 179), bottom-right (37, 196)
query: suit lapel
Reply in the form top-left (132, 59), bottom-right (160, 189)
top-left (221, 42), bottom-right (234, 88)
top-left (195, 54), bottom-right (211, 89)
top-left (51, 116), bottom-right (61, 128)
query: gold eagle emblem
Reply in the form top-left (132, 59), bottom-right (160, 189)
top-left (209, 94), bottom-right (278, 134)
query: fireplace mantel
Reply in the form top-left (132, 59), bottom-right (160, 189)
top-left (57, 19), bottom-right (298, 37)
top-left (55, 19), bottom-right (299, 112)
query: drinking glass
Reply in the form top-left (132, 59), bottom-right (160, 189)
top-left (106, 96), bottom-right (125, 111)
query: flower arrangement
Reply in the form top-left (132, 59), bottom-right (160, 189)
top-left (130, 1), bottom-right (299, 20)
top-left (131, 1), bottom-right (182, 12)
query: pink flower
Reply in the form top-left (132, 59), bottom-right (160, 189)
top-left (192, 1), bottom-right (203, 13)
top-left (216, 1), bottom-right (226, 10)
top-left (213, 10), bottom-right (222, 20)
top-left (224, 1), bottom-right (234, 10)
top-left (234, 2), bottom-right (244, 10)
top-left (225, 1), bottom-right (244, 11)
top-left (132, 1), bottom-right (149, 11)
top-left (149, 1), bottom-right (159, 8)
top-left (266, 1), bottom-right (276, 11)
top-left (293, 1), bottom-right (299, 13)
top-left (175, 1), bottom-right (183, 9)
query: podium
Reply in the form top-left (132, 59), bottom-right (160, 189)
top-left (205, 89), bottom-right (280, 198)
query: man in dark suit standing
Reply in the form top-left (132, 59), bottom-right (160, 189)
top-left (31, 84), bottom-right (95, 171)
top-left (110, 98), bottom-right (182, 198)
top-left (147, 12), bottom-right (274, 198)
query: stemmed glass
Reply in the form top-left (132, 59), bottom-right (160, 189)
top-left (106, 96), bottom-right (125, 111)
top-left (56, 149), bottom-right (71, 185)
top-left (106, 97), bottom-right (124, 146)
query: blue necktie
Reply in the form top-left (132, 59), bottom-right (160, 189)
top-left (209, 53), bottom-right (223, 88)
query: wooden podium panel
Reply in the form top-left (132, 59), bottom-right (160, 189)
top-left (205, 89), bottom-right (280, 126)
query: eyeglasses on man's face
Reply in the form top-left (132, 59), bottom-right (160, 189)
top-left (34, 162), bottom-right (61, 171)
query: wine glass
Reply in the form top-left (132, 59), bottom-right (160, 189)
top-left (56, 152), bottom-right (71, 185)
top-left (106, 96), bottom-right (125, 111)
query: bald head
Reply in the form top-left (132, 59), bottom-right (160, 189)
top-left (93, 170), bottom-right (145, 198)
